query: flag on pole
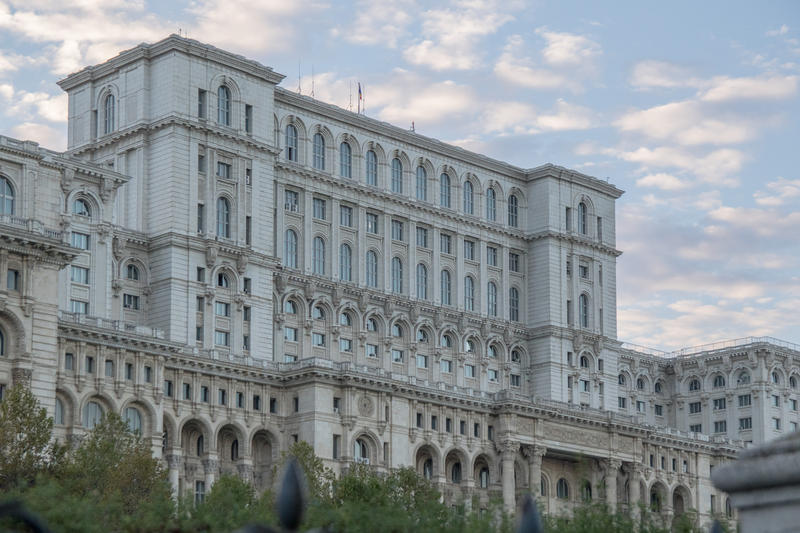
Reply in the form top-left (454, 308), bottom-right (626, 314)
top-left (358, 83), bottom-right (363, 114)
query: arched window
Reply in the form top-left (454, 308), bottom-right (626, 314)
top-left (464, 338), bottom-right (475, 353)
top-left (126, 264), bottom-right (140, 281)
top-left (104, 94), bottom-right (115, 134)
top-left (655, 381), bottom-right (662, 393)
top-left (82, 401), bottom-right (103, 429)
top-left (416, 166), bottom-right (427, 201)
top-left (541, 478), bottom-right (549, 497)
top-left (391, 158), bottom-right (403, 193)
top-left (479, 467), bottom-right (489, 488)
top-left (73, 198), bottom-right (91, 217)
top-left (216, 197), bottom-right (231, 238)
top-left (578, 202), bottom-right (587, 234)
top-left (451, 462), bottom-right (462, 483)
top-left (285, 229), bottom-right (298, 268)
top-left (366, 317), bottom-right (378, 332)
top-left (486, 188), bottom-right (496, 221)
top-left (231, 440), bottom-right (239, 461)
top-left (340, 142), bottom-right (352, 178)
top-left (391, 257), bottom-right (403, 293)
top-left (284, 300), bottom-right (297, 314)
top-left (196, 435), bottom-right (204, 456)
top-left (441, 334), bottom-right (453, 348)
top-left (440, 173), bottom-right (451, 207)
top-left (511, 349), bottom-right (521, 363)
top-left (124, 406), bottom-right (142, 434)
top-left (488, 345), bottom-right (497, 358)
top-left (556, 478), bottom-right (569, 499)
top-left (581, 481), bottom-right (592, 501)
top-left (464, 276), bottom-right (475, 311)
top-left (285, 124), bottom-right (298, 161)
top-left (0, 177), bottom-right (14, 215)
top-left (738, 371), bottom-right (751, 385)
top-left (339, 244), bottom-right (352, 281)
top-left (340, 312), bottom-right (352, 326)
top-left (54, 398), bottom-right (64, 425)
top-left (791, 376), bottom-right (798, 389)
top-left (650, 490), bottom-right (661, 512)
top-left (354, 438), bottom-right (368, 460)
top-left (417, 329), bottom-right (429, 343)
top-left (365, 150), bottom-right (377, 186)
top-left (416, 263), bottom-right (428, 299)
top-left (312, 306), bottom-right (325, 320)
top-left (392, 323), bottom-right (403, 338)
top-left (725, 497), bottom-right (733, 518)
top-left (313, 237), bottom-right (325, 275)
top-left (441, 270), bottom-right (451, 305)
top-left (772, 371), bottom-right (781, 384)
top-left (509, 287), bottom-right (519, 321)
top-left (579, 293), bottom-right (589, 328)
top-left (312, 133), bottom-right (325, 170)
top-left (487, 282), bottom-right (497, 316)
top-left (366, 250), bottom-right (378, 288)
top-left (580, 355), bottom-right (589, 368)
top-left (217, 272), bottom-right (230, 288)
top-left (508, 194), bottom-right (519, 227)
top-left (637, 378), bottom-right (645, 390)
top-left (463, 180), bottom-right (474, 214)
top-left (217, 86), bottom-right (230, 126)
top-left (618, 374), bottom-right (626, 385)
top-left (689, 379), bottom-right (701, 392)
top-left (713, 375), bottom-right (726, 388)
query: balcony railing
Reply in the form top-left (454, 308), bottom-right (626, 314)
top-left (0, 214), bottom-right (65, 241)
top-left (622, 336), bottom-right (800, 359)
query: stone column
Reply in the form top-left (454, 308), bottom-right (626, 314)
top-left (628, 463), bottom-right (642, 518)
top-left (203, 456), bottom-right (218, 491)
top-left (525, 445), bottom-right (547, 497)
top-left (605, 459), bottom-right (621, 509)
top-left (237, 460), bottom-right (254, 485)
top-left (166, 452), bottom-right (182, 497)
top-left (501, 440), bottom-right (520, 513)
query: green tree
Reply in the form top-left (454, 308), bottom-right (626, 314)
top-left (0, 384), bottom-right (64, 489)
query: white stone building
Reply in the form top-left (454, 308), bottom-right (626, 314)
top-left (1, 34), bottom-right (798, 526)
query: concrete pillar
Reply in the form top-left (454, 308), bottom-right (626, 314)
top-left (501, 441), bottom-right (520, 513)
top-left (166, 452), bottom-right (182, 497)
top-left (203, 456), bottom-right (218, 491)
top-left (605, 459), bottom-right (621, 509)
top-left (526, 445), bottom-right (546, 497)
top-left (237, 460), bottom-right (254, 484)
top-left (629, 463), bottom-right (642, 518)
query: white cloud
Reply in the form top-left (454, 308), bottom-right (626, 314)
top-left (635, 173), bottom-right (691, 191)
top-left (708, 206), bottom-right (800, 237)
top-left (536, 28), bottom-right (601, 67)
top-left (629, 60), bottom-right (703, 89)
top-left (371, 77), bottom-right (476, 124)
top-left (700, 75), bottom-right (798, 102)
top-left (8, 122), bottom-right (66, 149)
top-left (0, 83), bottom-right (67, 123)
top-left (767, 24), bottom-right (789, 37)
top-left (618, 146), bottom-right (744, 187)
top-left (493, 35), bottom-right (578, 91)
top-left (753, 177), bottom-right (800, 206)
top-left (331, 0), bottom-right (414, 48)
top-left (482, 98), bottom-right (595, 135)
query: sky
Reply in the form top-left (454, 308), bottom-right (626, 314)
top-left (0, 0), bottom-right (798, 350)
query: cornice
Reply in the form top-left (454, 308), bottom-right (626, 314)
top-left (524, 164), bottom-right (624, 199)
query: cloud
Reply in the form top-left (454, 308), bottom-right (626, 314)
top-left (403, 0), bottom-right (515, 70)
top-left (699, 75), bottom-right (798, 102)
top-left (8, 122), bottom-right (66, 149)
top-left (753, 177), bottom-right (800, 206)
top-left (617, 146), bottom-right (745, 186)
top-left (0, 83), bottom-right (67, 123)
top-left (330, 0), bottom-right (414, 48)
top-left (536, 28), bottom-right (601, 67)
top-left (629, 60), bottom-right (703, 89)
top-left (635, 173), bottom-right (691, 191)
top-left (767, 24), bottom-right (789, 37)
top-left (482, 98), bottom-right (596, 135)
top-left (369, 74), bottom-right (477, 124)
top-left (707, 205), bottom-right (800, 237)
top-left (494, 35), bottom-right (579, 91)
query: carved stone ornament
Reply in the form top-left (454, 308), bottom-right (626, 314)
top-left (303, 280), bottom-right (316, 300)
top-left (61, 167), bottom-right (75, 192)
top-left (433, 311), bottom-right (443, 330)
top-left (112, 235), bottom-right (126, 262)
top-left (357, 395), bottom-right (374, 417)
top-left (383, 298), bottom-right (394, 317)
top-left (236, 253), bottom-right (248, 274)
top-left (573, 331), bottom-right (584, 350)
top-left (358, 292), bottom-right (369, 313)
top-left (205, 245), bottom-right (218, 268)
top-left (275, 272), bottom-right (287, 293)
top-left (480, 320), bottom-right (490, 339)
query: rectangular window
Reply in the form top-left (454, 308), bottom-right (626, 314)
top-left (333, 397), bottom-right (341, 412)
top-left (70, 266), bottom-right (89, 284)
top-left (195, 480), bottom-right (206, 505)
top-left (245, 104), bottom-right (253, 133)
top-left (218, 388), bottom-right (227, 405)
top-left (739, 417), bottom-right (752, 430)
top-left (772, 394), bottom-right (780, 407)
top-left (284, 190), bottom-right (299, 211)
top-left (70, 300), bottom-right (88, 314)
top-left (198, 151), bottom-right (207, 173)
top-left (197, 267), bottom-right (205, 282)
top-left (215, 301), bottom-right (230, 317)
top-left (618, 397), bottom-right (627, 409)
top-left (85, 356), bottom-right (95, 374)
top-left (738, 394), bottom-right (751, 407)
top-left (464, 364), bottom-right (475, 378)
top-left (195, 326), bottom-right (204, 342)
top-left (655, 404), bottom-right (663, 416)
top-left (293, 397), bottom-right (299, 412)
top-left (253, 394), bottom-right (261, 410)
top-left (269, 397), bottom-right (277, 413)
top-left (511, 374), bottom-right (521, 387)
top-left (339, 338), bottom-right (352, 353)
top-left (313, 198), bottom-right (326, 220)
top-left (64, 353), bottom-right (74, 371)
top-left (284, 327), bottom-right (298, 342)
top-left (579, 264), bottom-right (589, 279)
top-left (689, 402), bottom-right (702, 414)
top-left (580, 379), bottom-right (590, 392)
top-left (366, 213), bottom-right (379, 234)
top-left (440, 233), bottom-right (452, 254)
top-left (197, 203), bottom-right (205, 232)
top-left (71, 232), bottom-right (90, 250)
top-left (201, 387), bottom-right (210, 404)
top-left (391, 349), bottom-right (404, 363)
top-left (792, 422), bottom-right (799, 432)
top-left (460, 420), bottom-right (466, 435)
top-left (599, 264), bottom-right (603, 285)
top-left (366, 344), bottom-right (378, 358)
top-left (123, 294), bottom-right (140, 310)
top-left (509, 252), bottom-right (520, 272)
top-left (245, 216), bottom-right (252, 245)
top-left (791, 399), bottom-right (798, 411)
top-left (243, 335), bottom-right (250, 350)
top-left (104, 359), bottom-right (113, 377)
top-left (416, 354), bottom-right (428, 369)
top-left (416, 412), bottom-right (423, 428)
top-left (690, 424), bottom-right (702, 433)
top-left (333, 435), bottom-right (341, 459)
top-left (488, 369), bottom-right (499, 382)
top-left (312, 333), bottom-right (326, 347)
top-left (243, 277), bottom-right (251, 294)
top-left (198, 89), bottom-right (207, 118)
top-left (463, 239), bottom-right (475, 260)
top-left (431, 415), bottom-right (438, 430)
top-left (144, 365), bottom-right (152, 383)
top-left (597, 217), bottom-right (603, 240)
top-left (215, 330), bottom-right (230, 346)
top-left (565, 207), bottom-right (572, 231)
top-left (661, 456), bottom-right (666, 469)
top-left (774, 418), bottom-right (782, 430)
top-left (125, 363), bottom-right (133, 380)
top-left (649, 454), bottom-right (654, 467)
top-left (235, 391), bottom-right (244, 408)
top-left (487, 246), bottom-right (497, 266)
top-left (391, 220), bottom-right (404, 241)
top-left (713, 398), bottom-right (726, 410)
top-left (216, 162), bottom-right (231, 180)
top-left (566, 260), bottom-right (572, 277)
top-left (446, 418), bottom-right (452, 433)
top-left (714, 420), bottom-right (727, 433)
top-left (164, 380), bottom-right (173, 397)
top-left (340, 205), bottom-right (353, 227)
top-left (474, 423), bottom-right (480, 438)
top-left (440, 359), bottom-right (453, 373)
top-left (416, 227), bottom-right (428, 248)
top-left (183, 383), bottom-right (191, 400)
top-left (566, 299), bottom-right (572, 325)
top-left (243, 306), bottom-right (251, 322)
top-left (636, 400), bottom-right (646, 413)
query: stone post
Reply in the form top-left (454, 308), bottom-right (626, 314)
top-left (203, 456), bottom-right (218, 490)
top-left (605, 459), bottom-right (621, 509)
top-left (166, 452), bottom-right (182, 497)
top-left (629, 463), bottom-right (642, 518)
top-left (501, 440), bottom-right (520, 513)
top-left (525, 445), bottom-right (547, 497)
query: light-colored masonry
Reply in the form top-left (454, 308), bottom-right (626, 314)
top-left (1, 34), bottom-right (798, 527)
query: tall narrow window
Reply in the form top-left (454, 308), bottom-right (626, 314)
top-left (487, 282), bottom-right (497, 316)
top-left (578, 202), bottom-right (587, 234)
top-left (104, 94), bottom-right (115, 134)
top-left (440, 173), bottom-right (451, 208)
top-left (579, 293), bottom-right (589, 328)
top-left (198, 89), bottom-right (207, 119)
top-left (366, 250), bottom-right (378, 288)
top-left (285, 230), bottom-right (298, 268)
top-left (245, 104), bottom-right (253, 133)
top-left (508, 194), bottom-right (519, 227)
top-left (339, 244), bottom-right (352, 281)
top-left (509, 288), bottom-right (520, 321)
top-left (285, 125), bottom-right (298, 161)
top-left (463, 180), bottom-right (474, 214)
top-left (366, 150), bottom-right (377, 186)
top-left (217, 86), bottom-right (230, 126)
top-left (313, 133), bottom-right (325, 170)
top-left (340, 142), bottom-right (352, 178)
top-left (313, 237), bottom-right (325, 275)
top-left (391, 257), bottom-right (403, 293)
top-left (391, 158), bottom-right (403, 193)
top-left (464, 276), bottom-right (475, 311)
top-left (416, 263), bottom-right (428, 299)
top-left (416, 166), bottom-right (427, 201)
top-left (441, 270), bottom-right (451, 305)
top-left (0, 177), bottom-right (14, 215)
top-left (486, 188), bottom-right (496, 221)
top-left (216, 197), bottom-right (231, 238)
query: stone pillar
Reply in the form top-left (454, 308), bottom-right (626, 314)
top-left (525, 445), bottom-right (547, 497)
top-left (501, 440), bottom-right (520, 513)
top-left (166, 452), bottom-right (182, 497)
top-left (237, 460), bottom-right (254, 485)
top-left (628, 463), bottom-right (642, 518)
top-left (203, 456), bottom-right (218, 491)
top-left (605, 459), bottom-right (621, 509)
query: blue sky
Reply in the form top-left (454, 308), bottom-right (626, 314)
top-left (1, 0), bottom-right (798, 349)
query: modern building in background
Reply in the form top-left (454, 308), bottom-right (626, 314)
top-left (1, 35), bottom-right (798, 525)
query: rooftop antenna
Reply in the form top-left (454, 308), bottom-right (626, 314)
top-left (311, 65), bottom-right (315, 99)
top-left (297, 61), bottom-right (302, 94)
top-left (410, 121), bottom-right (415, 132)
top-left (349, 81), bottom-right (353, 112)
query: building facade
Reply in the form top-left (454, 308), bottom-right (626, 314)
top-left (1, 34), bottom-right (799, 525)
